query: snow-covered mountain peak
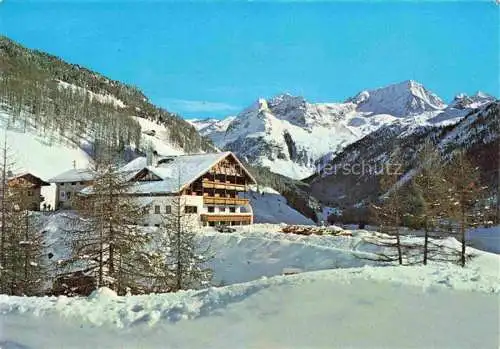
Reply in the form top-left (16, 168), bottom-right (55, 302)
top-left (347, 80), bottom-right (446, 117)
top-left (238, 94), bottom-right (309, 126)
top-left (475, 91), bottom-right (493, 99)
top-left (196, 81), bottom-right (490, 179)
top-left (188, 117), bottom-right (219, 130)
top-left (257, 98), bottom-right (269, 112)
top-left (449, 91), bottom-right (496, 110)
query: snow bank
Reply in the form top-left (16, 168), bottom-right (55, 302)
top-left (39, 213), bottom-right (499, 289)
top-left (2, 218), bottom-right (500, 348)
top-left (88, 287), bottom-right (118, 300)
top-left (0, 261), bottom-right (498, 349)
top-left (201, 229), bottom-right (376, 285)
top-left (200, 225), bottom-right (500, 286)
top-left (0, 261), bottom-right (498, 328)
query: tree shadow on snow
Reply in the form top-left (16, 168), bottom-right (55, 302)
top-left (0, 340), bottom-right (32, 349)
top-left (129, 283), bottom-right (273, 326)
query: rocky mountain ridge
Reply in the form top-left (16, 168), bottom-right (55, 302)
top-left (191, 81), bottom-right (495, 179)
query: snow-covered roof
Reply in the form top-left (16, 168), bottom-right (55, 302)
top-left (124, 152), bottom-right (256, 195)
top-left (120, 157), bottom-right (148, 172)
top-left (48, 168), bottom-right (96, 183)
top-left (7, 172), bottom-right (50, 186)
top-left (77, 152), bottom-right (256, 196)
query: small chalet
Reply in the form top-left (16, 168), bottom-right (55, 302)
top-left (7, 172), bottom-right (50, 211)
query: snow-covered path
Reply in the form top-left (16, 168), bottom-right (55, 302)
top-left (1, 265), bottom-right (498, 349)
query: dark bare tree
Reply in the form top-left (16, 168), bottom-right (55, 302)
top-left (160, 166), bottom-right (212, 291)
top-left (411, 140), bottom-right (453, 265)
top-left (68, 155), bottom-right (152, 295)
top-left (445, 150), bottom-right (487, 267)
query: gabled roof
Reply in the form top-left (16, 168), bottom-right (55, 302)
top-left (120, 157), bottom-right (148, 172)
top-left (78, 152), bottom-right (256, 196)
top-left (48, 168), bottom-right (96, 183)
top-left (123, 152), bottom-right (257, 195)
top-left (7, 172), bottom-right (50, 187)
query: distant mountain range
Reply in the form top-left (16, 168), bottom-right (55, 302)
top-left (190, 80), bottom-right (495, 179)
top-left (307, 101), bottom-right (499, 210)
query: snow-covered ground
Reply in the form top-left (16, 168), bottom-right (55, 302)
top-left (2, 215), bottom-right (499, 348)
top-left (0, 259), bottom-right (498, 349)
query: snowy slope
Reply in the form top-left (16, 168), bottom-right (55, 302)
top-left (0, 105), bottom-right (188, 209)
top-left (41, 211), bottom-right (498, 287)
top-left (133, 116), bottom-right (185, 156)
top-left (0, 110), bottom-right (92, 209)
top-left (57, 80), bottom-right (126, 109)
top-left (246, 186), bottom-right (315, 225)
top-left (0, 256), bottom-right (498, 349)
top-left (197, 80), bottom-right (491, 179)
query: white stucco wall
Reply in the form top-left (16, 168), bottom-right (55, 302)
top-left (141, 195), bottom-right (204, 226)
top-left (55, 181), bottom-right (92, 209)
top-left (140, 194), bottom-right (253, 226)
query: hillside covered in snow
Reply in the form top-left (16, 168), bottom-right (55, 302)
top-left (0, 35), bottom-right (214, 157)
top-left (192, 81), bottom-right (495, 179)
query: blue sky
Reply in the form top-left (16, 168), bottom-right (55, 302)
top-left (0, 1), bottom-right (498, 118)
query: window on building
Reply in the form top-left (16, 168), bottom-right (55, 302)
top-left (184, 205), bottom-right (198, 214)
top-left (60, 192), bottom-right (65, 199)
top-left (208, 206), bottom-right (215, 213)
top-left (219, 206), bottom-right (226, 213)
top-left (165, 205), bottom-right (172, 214)
top-left (67, 192), bottom-right (72, 199)
top-left (80, 181), bottom-right (85, 185)
top-left (229, 207), bottom-right (236, 213)
top-left (143, 207), bottom-right (149, 214)
top-left (71, 182), bottom-right (76, 186)
top-left (154, 205), bottom-right (161, 214)
top-left (60, 183), bottom-right (65, 186)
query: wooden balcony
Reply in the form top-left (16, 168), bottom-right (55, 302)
top-left (200, 214), bottom-right (252, 223)
top-left (203, 197), bottom-right (249, 206)
top-left (201, 179), bottom-right (246, 191)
